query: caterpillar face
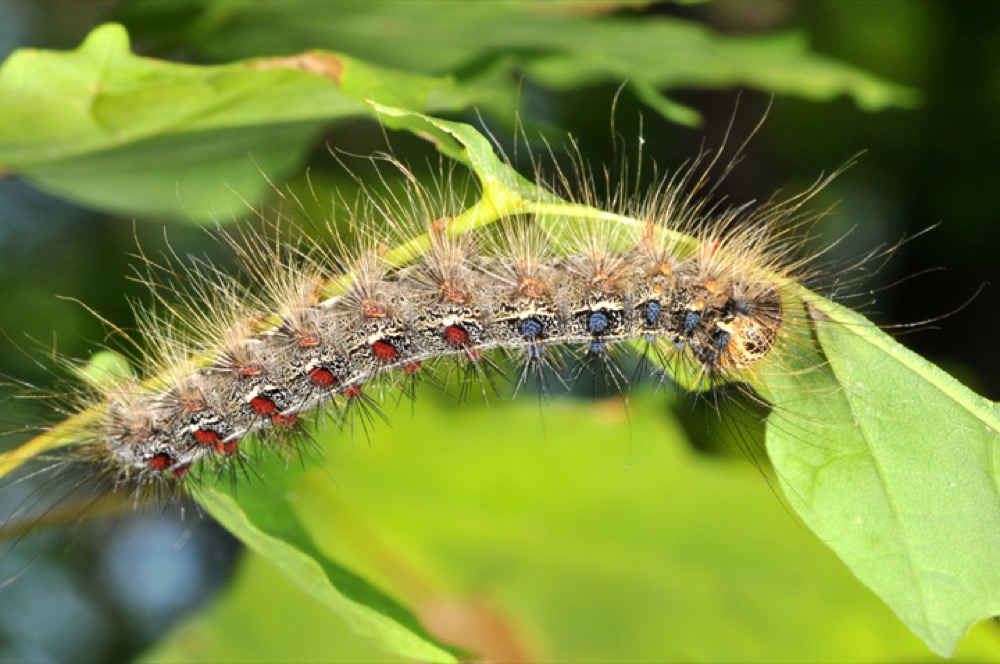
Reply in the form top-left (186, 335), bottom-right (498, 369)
top-left (689, 287), bottom-right (783, 371)
top-left (719, 289), bottom-right (783, 370)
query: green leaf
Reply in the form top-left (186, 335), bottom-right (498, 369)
top-left (141, 552), bottom-right (403, 663)
top-left (197, 387), bottom-right (1000, 662)
top-left (69, 350), bottom-right (134, 390)
top-left (359, 110), bottom-right (1000, 655)
top-left (192, 459), bottom-right (461, 663)
top-left (369, 102), bottom-right (562, 209)
top-left (124, 0), bottom-right (917, 125)
top-left (0, 6), bottom-right (916, 221)
top-left (759, 294), bottom-right (1000, 656)
top-left (0, 23), bottom-right (473, 221)
top-left (171, 110), bottom-right (1000, 659)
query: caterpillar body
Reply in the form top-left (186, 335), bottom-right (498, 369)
top-left (106, 221), bottom-right (783, 483)
top-left (4, 108), bottom-right (997, 663)
top-left (13, 126), bottom-right (819, 494)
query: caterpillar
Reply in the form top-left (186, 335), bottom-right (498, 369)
top-left (2, 107), bottom-right (997, 662)
top-left (6, 125), bottom-right (809, 490)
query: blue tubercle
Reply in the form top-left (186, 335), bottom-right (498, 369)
top-left (682, 310), bottom-right (700, 335)
top-left (520, 317), bottom-right (543, 340)
top-left (588, 311), bottom-right (609, 334)
top-left (645, 301), bottom-right (661, 325)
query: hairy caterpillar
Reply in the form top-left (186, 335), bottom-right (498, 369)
top-left (1, 107), bottom-right (998, 662)
top-left (3, 121), bottom-right (809, 490)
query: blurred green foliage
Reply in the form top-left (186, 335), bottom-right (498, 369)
top-left (154, 388), bottom-right (1000, 662)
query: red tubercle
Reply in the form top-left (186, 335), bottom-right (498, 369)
top-left (147, 453), bottom-right (173, 473)
top-left (440, 285), bottom-right (467, 303)
top-left (239, 364), bottom-right (262, 377)
top-left (273, 412), bottom-right (298, 425)
top-left (309, 367), bottom-right (337, 388)
top-left (250, 395), bottom-right (278, 416)
top-left (372, 339), bottom-right (398, 362)
top-left (171, 464), bottom-right (190, 479)
top-left (342, 385), bottom-right (363, 399)
top-left (296, 332), bottom-right (320, 347)
top-left (362, 300), bottom-right (387, 318)
top-left (214, 439), bottom-right (239, 455)
top-left (403, 361), bottom-right (422, 375)
top-left (180, 395), bottom-right (205, 412)
top-left (193, 429), bottom-right (220, 447)
top-left (444, 324), bottom-right (469, 347)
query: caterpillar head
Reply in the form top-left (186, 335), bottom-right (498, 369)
top-left (712, 286), bottom-right (783, 371)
